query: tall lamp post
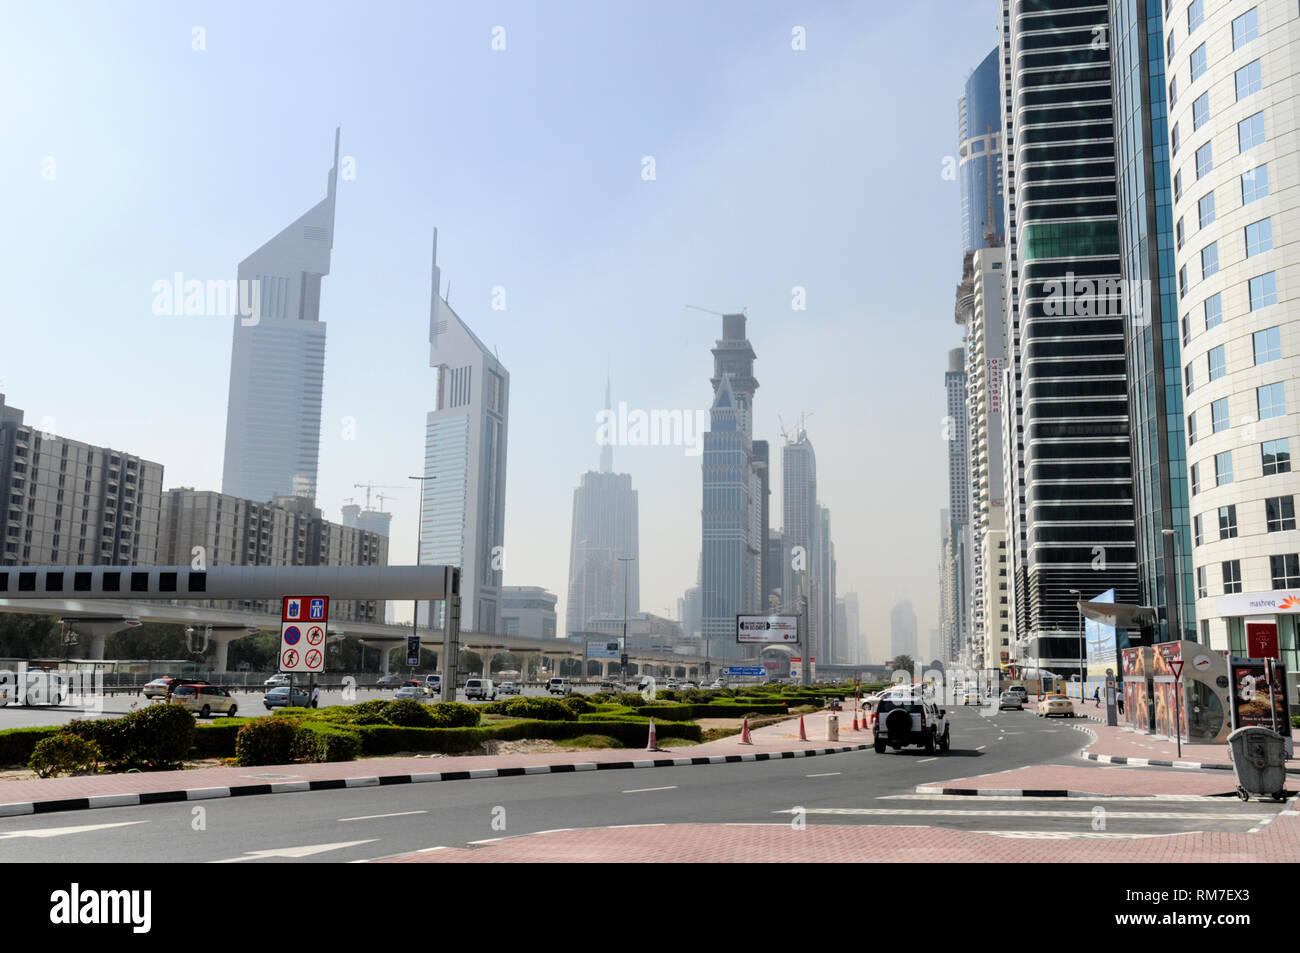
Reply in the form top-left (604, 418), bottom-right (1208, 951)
top-left (1162, 528), bottom-right (1183, 642)
top-left (618, 556), bottom-right (635, 687)
top-left (408, 475), bottom-right (435, 674)
top-left (1068, 588), bottom-right (1082, 700)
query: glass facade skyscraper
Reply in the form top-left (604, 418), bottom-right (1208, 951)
top-left (1111, 0), bottom-right (1193, 642)
top-left (959, 47), bottom-right (1007, 252)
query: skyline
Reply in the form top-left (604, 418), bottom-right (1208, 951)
top-left (0, 0), bottom-right (1004, 661)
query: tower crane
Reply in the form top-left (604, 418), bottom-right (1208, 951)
top-left (353, 482), bottom-right (404, 510)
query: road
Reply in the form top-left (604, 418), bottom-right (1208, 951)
top-left (0, 684), bottom-right (599, 729)
top-left (0, 707), bottom-right (1281, 862)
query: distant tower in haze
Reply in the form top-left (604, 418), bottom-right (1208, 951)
top-left (222, 129), bottom-right (340, 504)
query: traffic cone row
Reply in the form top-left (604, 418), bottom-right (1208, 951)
top-left (739, 716), bottom-right (753, 745)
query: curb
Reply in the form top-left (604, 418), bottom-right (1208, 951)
top-left (1071, 723), bottom-right (1300, 775)
top-left (910, 785), bottom-right (1234, 798)
top-left (0, 744), bottom-right (872, 819)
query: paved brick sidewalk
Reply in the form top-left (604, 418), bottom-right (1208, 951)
top-left (374, 814), bottom-right (1300, 862)
top-left (1069, 718), bottom-right (1300, 771)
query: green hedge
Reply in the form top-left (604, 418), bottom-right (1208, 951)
top-left (353, 719), bottom-right (701, 756)
top-left (633, 703), bottom-right (790, 720)
top-left (0, 727), bottom-right (61, 767)
top-left (292, 722), bottom-right (362, 762)
top-left (235, 718), bottom-right (299, 766)
top-left (193, 720), bottom-right (245, 758)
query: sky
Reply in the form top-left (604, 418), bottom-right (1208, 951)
top-left (0, 0), bottom-right (1002, 662)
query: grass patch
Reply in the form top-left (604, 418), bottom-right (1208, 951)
top-left (555, 734), bottom-right (624, 749)
top-left (656, 736), bottom-right (699, 747)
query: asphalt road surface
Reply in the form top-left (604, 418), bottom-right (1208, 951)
top-left (0, 707), bottom-right (1282, 862)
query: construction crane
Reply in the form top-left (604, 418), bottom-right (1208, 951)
top-left (778, 412), bottom-right (813, 445)
top-left (353, 482), bottom-right (404, 510)
top-left (686, 304), bottom-right (747, 317)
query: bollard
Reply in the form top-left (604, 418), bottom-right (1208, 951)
top-left (826, 713), bottom-right (839, 741)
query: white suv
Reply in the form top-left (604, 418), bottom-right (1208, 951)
top-left (547, 678), bottom-right (572, 696)
top-left (872, 692), bottom-right (949, 754)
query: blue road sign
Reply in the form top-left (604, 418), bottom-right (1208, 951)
top-left (722, 666), bottom-right (764, 677)
top-left (287, 599), bottom-right (301, 619)
top-left (284, 626), bottom-right (302, 645)
top-left (309, 598), bottom-right (326, 620)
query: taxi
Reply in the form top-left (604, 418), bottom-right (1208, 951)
top-left (1036, 693), bottom-right (1075, 718)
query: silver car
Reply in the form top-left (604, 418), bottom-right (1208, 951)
top-left (998, 691), bottom-right (1024, 710)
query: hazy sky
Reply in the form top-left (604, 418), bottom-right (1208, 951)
top-left (1, 0), bottom-right (1000, 661)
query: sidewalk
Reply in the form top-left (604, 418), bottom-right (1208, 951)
top-left (1069, 712), bottom-right (1300, 773)
top-left (0, 709), bottom-right (866, 817)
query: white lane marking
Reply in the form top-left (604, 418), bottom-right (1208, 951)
top-left (0, 820), bottom-right (148, 840)
top-left (622, 785), bottom-right (677, 794)
top-left (915, 758), bottom-right (938, 764)
top-left (339, 810), bottom-right (428, 822)
top-left (210, 839), bottom-right (378, 863)
top-left (970, 830), bottom-right (1170, 839)
top-left (975, 746), bottom-right (987, 751)
top-left (806, 772), bottom-right (841, 778)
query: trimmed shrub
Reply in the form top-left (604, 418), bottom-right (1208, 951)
top-left (426, 702), bottom-right (481, 728)
top-left (193, 721), bottom-right (244, 758)
top-left (615, 692), bottom-right (647, 707)
top-left (586, 692), bottom-right (611, 704)
top-left (352, 713), bottom-right (388, 726)
top-left (560, 695), bottom-right (594, 716)
top-left (29, 734), bottom-right (101, 778)
top-left (235, 717), bottom-right (299, 766)
top-left (351, 699), bottom-right (394, 718)
top-left (117, 703), bottom-right (197, 768)
top-left (292, 722), bottom-right (362, 762)
top-left (0, 727), bottom-right (61, 767)
top-left (500, 697), bottom-right (577, 721)
top-left (61, 718), bottom-right (129, 765)
top-left (654, 689), bottom-right (680, 702)
top-left (382, 699), bottom-right (437, 728)
top-left (354, 725), bottom-right (494, 756)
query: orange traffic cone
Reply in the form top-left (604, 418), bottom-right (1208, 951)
top-left (646, 716), bottom-right (660, 751)
top-left (798, 715), bottom-right (808, 741)
top-left (852, 709), bottom-right (860, 731)
top-left (740, 717), bottom-right (753, 745)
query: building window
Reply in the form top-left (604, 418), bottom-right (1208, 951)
top-left (1172, 121), bottom-right (1181, 156)
top-left (1263, 438), bottom-right (1291, 475)
top-left (1211, 397), bottom-right (1230, 433)
top-left (1185, 362), bottom-right (1194, 395)
top-left (1182, 313), bottom-right (1191, 346)
top-left (1190, 43), bottom-right (1208, 82)
top-left (1176, 216), bottom-right (1185, 249)
top-left (1191, 461), bottom-right (1201, 494)
top-left (1245, 218), bottom-right (1273, 258)
top-left (1242, 164), bottom-right (1269, 204)
top-left (1179, 264), bottom-right (1188, 299)
top-left (1192, 91), bottom-right (1210, 130)
top-left (1195, 142), bottom-right (1213, 179)
top-left (1167, 29), bottom-right (1176, 64)
top-left (1208, 345), bottom-right (1226, 381)
top-left (1270, 554), bottom-right (1300, 589)
top-left (1169, 75), bottom-right (1178, 107)
top-left (1187, 0), bottom-right (1204, 32)
top-left (1233, 8), bottom-right (1259, 49)
top-left (1253, 326), bottom-right (1281, 364)
top-left (1219, 504), bottom-right (1238, 539)
top-left (1239, 112), bottom-right (1266, 151)
top-left (1201, 242), bottom-right (1219, 279)
top-left (1198, 192), bottom-right (1215, 228)
top-left (1250, 273), bottom-right (1278, 310)
top-left (1223, 560), bottom-right (1243, 594)
top-left (1215, 450), bottom-right (1233, 486)
top-left (1193, 513), bottom-right (1204, 546)
top-left (1188, 410), bottom-right (1197, 444)
top-left (1236, 59), bottom-right (1262, 101)
top-left (1197, 566), bottom-right (1208, 598)
top-left (1266, 496), bottom-right (1296, 532)
top-left (1258, 382), bottom-right (1286, 420)
top-left (1204, 293), bottom-right (1222, 330)
top-left (1175, 169), bottom-right (1183, 202)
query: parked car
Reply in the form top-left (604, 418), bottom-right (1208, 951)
top-left (264, 674), bottom-right (291, 688)
top-left (375, 674), bottom-right (403, 689)
top-left (393, 685), bottom-right (427, 702)
top-left (263, 686), bottom-right (310, 709)
top-left (498, 681), bottom-right (521, 695)
top-left (465, 677), bottom-right (497, 701)
top-left (678, 681), bottom-right (698, 691)
top-left (547, 678), bottom-right (573, 696)
top-left (998, 691), bottom-right (1024, 711)
top-left (170, 684), bottom-right (238, 718)
top-left (1037, 694), bottom-right (1075, 718)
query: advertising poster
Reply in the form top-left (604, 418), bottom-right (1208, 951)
top-left (1122, 646), bottom-right (1151, 733)
top-left (1151, 642), bottom-right (1187, 741)
top-left (1085, 588), bottom-right (1118, 683)
top-left (1228, 658), bottom-right (1292, 740)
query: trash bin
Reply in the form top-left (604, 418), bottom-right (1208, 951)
top-left (1226, 726), bottom-right (1288, 802)
top-left (825, 713), bottom-right (839, 742)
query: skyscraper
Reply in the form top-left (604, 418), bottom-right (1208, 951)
top-left (566, 378), bottom-right (640, 637)
top-left (1164, 0), bottom-right (1299, 661)
top-left (1005, 0), bottom-right (1139, 682)
top-left (958, 47), bottom-right (1006, 252)
top-left (943, 348), bottom-right (971, 662)
top-left (1110, 0), bottom-right (1193, 644)
top-left (700, 314), bottom-right (762, 660)
top-left (222, 129), bottom-right (339, 504)
top-left (890, 599), bottom-right (918, 660)
top-left (781, 427), bottom-right (818, 645)
top-left (417, 231), bottom-right (508, 634)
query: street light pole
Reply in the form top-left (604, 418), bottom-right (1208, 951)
top-left (618, 556), bottom-right (635, 688)
top-left (409, 475), bottom-right (435, 675)
top-left (1068, 588), bottom-right (1081, 701)
top-left (1162, 528), bottom-right (1183, 642)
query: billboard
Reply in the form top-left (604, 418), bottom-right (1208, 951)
top-left (586, 640), bottom-right (620, 659)
top-left (1228, 657), bottom-right (1292, 743)
top-left (736, 615), bottom-right (799, 644)
top-left (1084, 588), bottom-right (1117, 681)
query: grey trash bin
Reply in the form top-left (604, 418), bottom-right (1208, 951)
top-left (1226, 726), bottom-right (1288, 802)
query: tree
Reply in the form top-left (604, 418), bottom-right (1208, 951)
top-left (0, 613), bottom-right (62, 658)
top-left (105, 623), bottom-right (195, 661)
top-left (458, 649), bottom-right (483, 674)
top-left (890, 654), bottom-right (916, 678)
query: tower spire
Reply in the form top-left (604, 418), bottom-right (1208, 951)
top-left (600, 369), bottom-right (614, 473)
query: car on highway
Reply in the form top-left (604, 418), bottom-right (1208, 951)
top-left (998, 691), bottom-right (1024, 711)
top-left (170, 684), bottom-right (239, 718)
top-left (423, 674), bottom-right (442, 694)
top-left (1037, 694), bottom-right (1075, 718)
top-left (498, 681), bottom-right (521, 695)
top-left (263, 685), bottom-right (310, 709)
top-left (960, 687), bottom-right (982, 705)
top-left (465, 677), bottom-right (497, 701)
top-left (679, 680), bottom-right (698, 691)
top-left (665, 678), bottom-right (679, 689)
top-left (264, 674), bottom-right (291, 688)
top-left (872, 692), bottom-right (950, 754)
top-left (141, 676), bottom-right (191, 699)
top-left (599, 680), bottom-right (624, 692)
top-left (707, 679), bottom-right (726, 690)
top-left (393, 685), bottom-right (426, 702)
top-left (547, 678), bottom-right (572, 696)
top-left (375, 674), bottom-right (403, 689)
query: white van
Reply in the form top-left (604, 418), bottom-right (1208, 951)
top-left (547, 677), bottom-right (572, 696)
top-left (465, 677), bottom-right (496, 701)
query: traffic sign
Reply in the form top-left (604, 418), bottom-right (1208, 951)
top-left (1169, 659), bottom-right (1184, 680)
top-left (280, 595), bottom-right (328, 673)
top-left (282, 595), bottom-right (329, 623)
top-left (283, 625), bottom-right (302, 645)
top-left (407, 635), bottom-right (420, 666)
top-left (306, 626), bottom-right (324, 645)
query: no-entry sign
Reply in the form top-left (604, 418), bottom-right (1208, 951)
top-left (281, 596), bottom-right (328, 673)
